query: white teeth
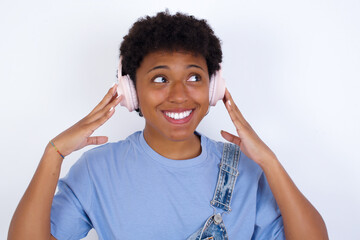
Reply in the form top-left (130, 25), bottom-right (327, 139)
top-left (165, 110), bottom-right (192, 120)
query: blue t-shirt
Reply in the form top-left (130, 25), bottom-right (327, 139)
top-left (50, 131), bottom-right (285, 240)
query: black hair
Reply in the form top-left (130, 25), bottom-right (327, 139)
top-left (119, 10), bottom-right (222, 84)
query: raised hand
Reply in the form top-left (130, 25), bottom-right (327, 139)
top-left (221, 88), bottom-right (329, 239)
top-left (221, 88), bottom-right (277, 168)
top-left (50, 84), bottom-right (123, 157)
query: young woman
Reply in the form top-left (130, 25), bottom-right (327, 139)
top-left (8, 11), bottom-right (328, 240)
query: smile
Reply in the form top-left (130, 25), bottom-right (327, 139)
top-left (162, 109), bottom-right (195, 124)
top-left (164, 110), bottom-right (193, 120)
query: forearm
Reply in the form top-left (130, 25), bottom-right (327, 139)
top-left (260, 157), bottom-right (328, 240)
top-left (8, 143), bottom-right (63, 240)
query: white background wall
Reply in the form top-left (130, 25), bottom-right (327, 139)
top-left (1, 0), bottom-right (359, 239)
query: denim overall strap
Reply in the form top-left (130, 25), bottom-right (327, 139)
top-left (210, 142), bottom-right (240, 212)
top-left (186, 143), bottom-right (241, 240)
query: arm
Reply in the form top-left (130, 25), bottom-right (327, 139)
top-left (7, 144), bottom-right (63, 240)
top-left (221, 89), bottom-right (328, 240)
top-left (8, 84), bottom-right (123, 240)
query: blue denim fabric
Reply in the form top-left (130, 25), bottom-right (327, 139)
top-left (187, 143), bottom-right (240, 240)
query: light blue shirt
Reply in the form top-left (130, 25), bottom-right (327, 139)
top-left (50, 131), bottom-right (285, 239)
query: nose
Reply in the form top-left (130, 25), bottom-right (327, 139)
top-left (168, 81), bottom-right (188, 104)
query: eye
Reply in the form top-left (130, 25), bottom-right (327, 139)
top-left (153, 76), bottom-right (167, 83)
top-left (188, 75), bottom-right (201, 82)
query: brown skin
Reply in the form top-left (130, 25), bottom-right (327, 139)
top-left (137, 51), bottom-right (328, 238)
top-left (8, 50), bottom-right (328, 239)
top-left (136, 51), bottom-right (210, 160)
top-left (8, 85), bottom-right (123, 239)
top-left (221, 89), bottom-right (329, 239)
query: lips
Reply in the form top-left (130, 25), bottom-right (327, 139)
top-left (162, 109), bottom-right (195, 124)
top-left (164, 110), bottom-right (192, 119)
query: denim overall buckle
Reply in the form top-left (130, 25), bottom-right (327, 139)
top-left (187, 143), bottom-right (241, 240)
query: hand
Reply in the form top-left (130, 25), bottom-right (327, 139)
top-left (221, 88), bottom-right (277, 168)
top-left (49, 84), bottom-right (123, 157)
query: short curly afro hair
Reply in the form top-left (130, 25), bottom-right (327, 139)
top-left (119, 10), bottom-right (222, 85)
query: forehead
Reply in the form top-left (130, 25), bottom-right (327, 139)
top-left (137, 50), bottom-right (208, 71)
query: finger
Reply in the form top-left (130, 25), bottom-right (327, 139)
top-left (89, 84), bottom-right (118, 116)
top-left (224, 99), bottom-right (245, 134)
top-left (87, 102), bottom-right (117, 132)
top-left (223, 89), bottom-right (249, 129)
top-left (88, 94), bottom-right (123, 123)
top-left (222, 87), bottom-right (229, 105)
top-left (221, 130), bottom-right (242, 146)
top-left (224, 89), bottom-right (245, 117)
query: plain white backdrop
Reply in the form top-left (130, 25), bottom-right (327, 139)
top-left (1, 0), bottom-right (359, 239)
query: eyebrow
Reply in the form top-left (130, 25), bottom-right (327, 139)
top-left (147, 64), bottom-right (205, 73)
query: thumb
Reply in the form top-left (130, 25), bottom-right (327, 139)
top-left (221, 130), bottom-right (242, 147)
top-left (86, 136), bottom-right (109, 146)
top-left (76, 136), bottom-right (109, 150)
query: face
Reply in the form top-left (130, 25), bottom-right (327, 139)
top-left (136, 51), bottom-right (210, 143)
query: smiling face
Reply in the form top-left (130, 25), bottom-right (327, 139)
top-left (136, 51), bottom-right (210, 144)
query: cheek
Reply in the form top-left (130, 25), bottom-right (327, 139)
top-left (188, 86), bottom-right (210, 104)
top-left (138, 89), bottom-right (167, 110)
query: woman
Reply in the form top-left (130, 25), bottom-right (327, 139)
top-left (8, 11), bottom-right (328, 239)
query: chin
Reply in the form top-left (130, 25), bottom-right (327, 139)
top-left (162, 128), bottom-right (198, 142)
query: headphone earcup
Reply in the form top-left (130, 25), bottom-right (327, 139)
top-left (117, 75), bottom-right (138, 112)
top-left (209, 70), bottom-right (226, 106)
top-left (117, 57), bottom-right (138, 112)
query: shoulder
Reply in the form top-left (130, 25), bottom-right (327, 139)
top-left (198, 132), bottom-right (224, 159)
top-left (78, 131), bottom-right (142, 171)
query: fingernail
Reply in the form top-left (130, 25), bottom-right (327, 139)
top-left (228, 100), bottom-right (231, 106)
top-left (111, 82), bottom-right (118, 88)
top-left (112, 84), bottom-right (118, 96)
top-left (109, 107), bottom-right (114, 112)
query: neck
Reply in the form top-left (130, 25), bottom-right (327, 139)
top-left (143, 128), bottom-right (201, 160)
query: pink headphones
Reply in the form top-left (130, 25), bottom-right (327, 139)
top-left (116, 57), bottom-right (226, 112)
